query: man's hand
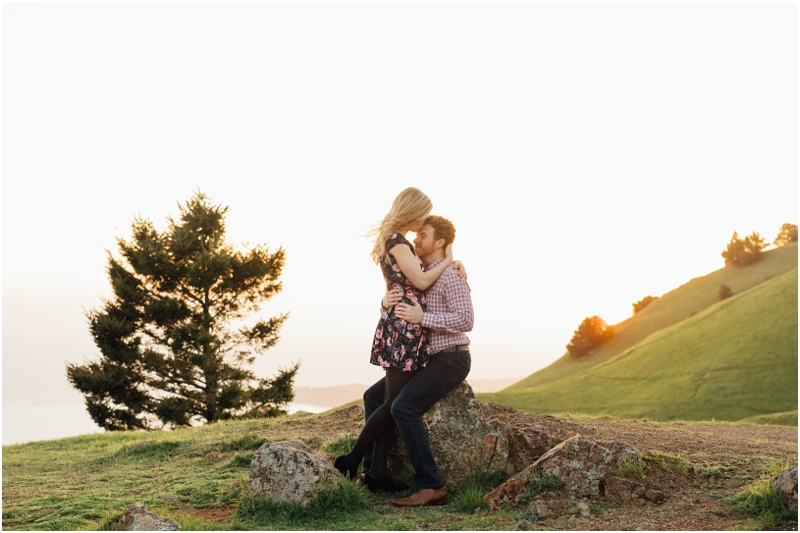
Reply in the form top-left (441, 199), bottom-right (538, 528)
top-left (395, 298), bottom-right (424, 324)
top-left (382, 288), bottom-right (403, 309)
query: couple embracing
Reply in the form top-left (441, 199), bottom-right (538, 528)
top-left (333, 187), bottom-right (474, 508)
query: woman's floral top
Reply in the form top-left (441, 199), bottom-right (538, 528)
top-left (371, 233), bottom-right (429, 371)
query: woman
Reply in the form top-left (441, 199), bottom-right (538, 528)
top-left (334, 187), bottom-right (454, 490)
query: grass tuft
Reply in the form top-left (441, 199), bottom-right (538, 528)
top-left (117, 440), bottom-right (183, 459)
top-left (217, 435), bottom-right (267, 452)
top-left (450, 470), bottom-right (507, 514)
top-left (618, 456), bottom-right (647, 478)
top-left (653, 452), bottom-right (692, 475)
top-left (320, 434), bottom-right (356, 457)
top-left (236, 476), bottom-right (370, 527)
top-left (725, 477), bottom-right (795, 527)
top-left (99, 510), bottom-right (124, 531)
top-left (702, 464), bottom-right (738, 479)
top-left (518, 474), bottom-right (565, 504)
top-left (228, 453), bottom-right (253, 469)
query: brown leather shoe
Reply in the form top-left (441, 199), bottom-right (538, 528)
top-left (392, 486), bottom-right (448, 507)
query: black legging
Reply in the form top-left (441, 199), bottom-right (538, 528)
top-left (344, 367), bottom-right (417, 473)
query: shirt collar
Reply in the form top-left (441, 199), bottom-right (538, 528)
top-left (424, 257), bottom-right (446, 272)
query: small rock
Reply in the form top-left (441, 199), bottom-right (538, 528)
top-left (515, 519), bottom-right (535, 531)
top-left (527, 493), bottom-right (576, 518)
top-left (248, 439), bottom-right (341, 504)
top-left (121, 503), bottom-right (180, 531)
top-left (160, 493), bottom-right (179, 505)
top-left (772, 462), bottom-right (798, 510)
top-left (602, 476), bottom-right (646, 502)
top-left (577, 499), bottom-right (591, 516)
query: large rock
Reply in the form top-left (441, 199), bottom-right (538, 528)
top-left (387, 381), bottom-right (510, 488)
top-left (121, 503), bottom-right (180, 531)
top-left (480, 403), bottom-right (591, 474)
top-left (248, 439), bottom-right (341, 504)
top-left (484, 435), bottom-right (642, 509)
top-left (772, 462), bottom-right (798, 510)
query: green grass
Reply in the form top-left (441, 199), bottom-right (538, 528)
top-left (617, 456), bottom-right (648, 478)
top-left (1, 419), bottom-right (524, 531)
top-left (494, 243), bottom-right (797, 394)
top-left (235, 477), bottom-right (372, 529)
top-left (450, 470), bottom-right (507, 514)
top-left (725, 466), bottom-right (797, 529)
top-left (1, 418), bottom-right (288, 530)
top-left (517, 474), bottom-right (565, 504)
top-left (652, 452), bottom-right (692, 475)
top-left (480, 267), bottom-right (798, 423)
top-left (320, 434), bottom-right (357, 457)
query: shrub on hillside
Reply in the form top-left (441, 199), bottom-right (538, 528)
top-left (719, 285), bottom-right (733, 300)
top-left (632, 295), bottom-right (658, 315)
top-left (774, 223), bottom-right (798, 247)
top-left (721, 231), bottom-right (767, 267)
top-left (566, 316), bottom-right (613, 358)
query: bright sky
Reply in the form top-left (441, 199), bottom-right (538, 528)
top-left (3, 2), bottom-right (797, 419)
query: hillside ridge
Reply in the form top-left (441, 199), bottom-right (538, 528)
top-left (479, 265), bottom-right (797, 423)
top-left (504, 242), bottom-right (798, 393)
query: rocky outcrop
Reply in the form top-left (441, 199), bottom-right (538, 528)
top-left (121, 503), bottom-right (180, 531)
top-left (484, 435), bottom-right (644, 512)
top-left (387, 382), bottom-right (511, 488)
top-left (772, 462), bottom-right (798, 510)
top-left (248, 439), bottom-right (341, 504)
top-left (480, 404), bottom-right (591, 474)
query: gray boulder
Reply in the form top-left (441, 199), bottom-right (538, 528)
top-left (772, 462), bottom-right (798, 510)
top-left (387, 381), bottom-right (510, 488)
top-left (248, 439), bottom-right (341, 504)
top-left (480, 402), bottom-right (591, 474)
top-left (121, 503), bottom-right (180, 531)
top-left (484, 434), bottom-right (642, 510)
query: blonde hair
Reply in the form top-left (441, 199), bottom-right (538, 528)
top-left (367, 187), bottom-right (433, 265)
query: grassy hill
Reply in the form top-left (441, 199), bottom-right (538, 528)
top-left (502, 243), bottom-right (797, 393)
top-left (479, 266), bottom-right (798, 422)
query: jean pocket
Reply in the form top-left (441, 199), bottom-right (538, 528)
top-left (446, 354), bottom-right (471, 388)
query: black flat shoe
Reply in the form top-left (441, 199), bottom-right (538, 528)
top-left (363, 473), bottom-right (409, 493)
top-left (334, 455), bottom-right (358, 479)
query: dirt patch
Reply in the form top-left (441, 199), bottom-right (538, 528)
top-left (181, 504), bottom-right (236, 524)
top-left (478, 407), bottom-right (797, 530)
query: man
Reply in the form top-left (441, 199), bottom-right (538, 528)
top-left (362, 215), bottom-right (474, 507)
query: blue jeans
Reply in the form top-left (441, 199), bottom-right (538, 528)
top-left (362, 350), bottom-right (471, 489)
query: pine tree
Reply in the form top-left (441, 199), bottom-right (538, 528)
top-left (67, 192), bottom-right (298, 430)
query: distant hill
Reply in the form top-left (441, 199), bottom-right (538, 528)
top-left (479, 250), bottom-right (798, 423)
top-left (295, 377), bottom-right (522, 408)
top-left (501, 243), bottom-right (798, 393)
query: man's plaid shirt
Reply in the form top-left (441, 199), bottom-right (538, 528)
top-left (382, 258), bottom-right (474, 355)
